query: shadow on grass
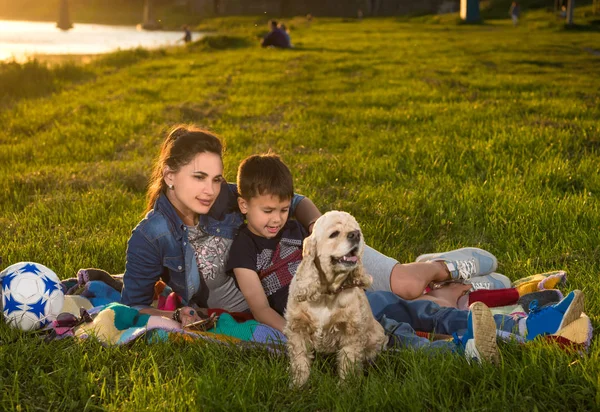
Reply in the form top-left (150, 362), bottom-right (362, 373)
top-left (514, 60), bottom-right (565, 68)
top-left (480, 0), bottom-right (553, 19)
top-left (164, 101), bottom-right (225, 124)
top-left (292, 45), bottom-right (364, 54)
top-left (187, 35), bottom-right (253, 51)
top-left (562, 22), bottom-right (600, 32)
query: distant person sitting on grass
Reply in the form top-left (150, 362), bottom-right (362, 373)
top-left (225, 153), bottom-right (587, 364)
top-left (261, 20), bottom-right (291, 49)
top-left (279, 23), bottom-right (293, 48)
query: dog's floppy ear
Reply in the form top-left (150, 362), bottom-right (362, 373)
top-left (294, 234), bottom-right (321, 302)
top-left (302, 234), bottom-right (317, 259)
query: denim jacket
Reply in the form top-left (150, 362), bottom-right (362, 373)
top-left (121, 182), bottom-right (304, 308)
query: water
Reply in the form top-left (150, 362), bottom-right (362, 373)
top-left (0, 20), bottom-right (202, 62)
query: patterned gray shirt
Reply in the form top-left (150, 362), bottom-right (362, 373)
top-left (187, 226), bottom-right (249, 312)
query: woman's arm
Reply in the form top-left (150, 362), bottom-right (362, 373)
top-left (121, 229), bottom-right (164, 307)
top-left (234, 268), bottom-right (286, 332)
top-left (121, 230), bottom-right (207, 326)
top-left (293, 197), bottom-right (322, 234)
top-left (138, 306), bottom-right (205, 327)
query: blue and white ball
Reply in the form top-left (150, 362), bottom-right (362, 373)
top-left (1, 262), bottom-right (64, 331)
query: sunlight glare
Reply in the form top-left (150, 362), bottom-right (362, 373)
top-left (0, 19), bottom-right (193, 62)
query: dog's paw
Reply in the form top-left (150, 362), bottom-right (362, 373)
top-left (289, 373), bottom-right (310, 389)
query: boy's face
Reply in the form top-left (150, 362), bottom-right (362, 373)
top-left (238, 194), bottom-right (291, 239)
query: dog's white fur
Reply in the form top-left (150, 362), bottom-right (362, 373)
top-left (284, 211), bottom-right (387, 387)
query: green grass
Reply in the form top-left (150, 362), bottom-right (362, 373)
top-left (1, 7), bottom-right (600, 410)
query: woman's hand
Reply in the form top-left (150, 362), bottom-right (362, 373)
top-left (178, 306), bottom-right (206, 327)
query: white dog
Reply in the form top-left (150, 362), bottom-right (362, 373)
top-left (284, 211), bottom-right (388, 387)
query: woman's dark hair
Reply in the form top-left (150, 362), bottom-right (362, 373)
top-left (146, 125), bottom-right (223, 213)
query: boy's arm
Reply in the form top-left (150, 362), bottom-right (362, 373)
top-left (233, 268), bottom-right (286, 332)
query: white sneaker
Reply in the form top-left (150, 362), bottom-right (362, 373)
top-left (416, 247), bottom-right (498, 281)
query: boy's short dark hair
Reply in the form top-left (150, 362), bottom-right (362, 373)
top-left (237, 153), bottom-right (294, 201)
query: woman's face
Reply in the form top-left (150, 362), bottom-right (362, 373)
top-left (164, 151), bottom-right (224, 225)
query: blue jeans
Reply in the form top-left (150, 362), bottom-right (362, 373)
top-left (366, 291), bottom-right (520, 352)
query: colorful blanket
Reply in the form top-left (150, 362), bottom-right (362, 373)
top-left (53, 268), bottom-right (590, 352)
top-left (68, 302), bottom-right (286, 348)
top-left (54, 269), bottom-right (286, 348)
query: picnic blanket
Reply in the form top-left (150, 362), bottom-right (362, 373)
top-left (50, 268), bottom-right (590, 352)
top-left (512, 270), bottom-right (567, 296)
top-left (53, 269), bottom-right (286, 348)
top-left (68, 302), bottom-right (285, 348)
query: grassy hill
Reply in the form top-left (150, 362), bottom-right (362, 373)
top-left (1, 9), bottom-right (600, 410)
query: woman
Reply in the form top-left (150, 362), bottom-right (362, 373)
top-left (121, 125), bottom-right (493, 326)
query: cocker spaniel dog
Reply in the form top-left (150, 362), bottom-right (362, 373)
top-left (284, 211), bottom-right (388, 387)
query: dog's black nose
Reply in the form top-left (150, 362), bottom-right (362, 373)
top-left (347, 230), bottom-right (361, 242)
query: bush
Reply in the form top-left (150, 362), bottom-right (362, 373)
top-left (0, 60), bottom-right (93, 104)
top-left (98, 47), bottom-right (153, 68)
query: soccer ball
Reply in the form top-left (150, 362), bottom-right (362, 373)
top-left (1, 262), bottom-right (64, 331)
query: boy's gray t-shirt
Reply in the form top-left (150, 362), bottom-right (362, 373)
top-left (186, 226), bottom-right (249, 312)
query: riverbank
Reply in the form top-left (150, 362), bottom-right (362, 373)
top-left (0, 19), bottom-right (196, 64)
top-left (19, 53), bottom-right (98, 65)
top-left (1, 12), bottom-right (600, 411)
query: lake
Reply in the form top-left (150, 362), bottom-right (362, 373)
top-left (0, 19), bottom-right (204, 62)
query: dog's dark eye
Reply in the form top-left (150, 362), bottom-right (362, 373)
top-left (329, 231), bottom-right (340, 239)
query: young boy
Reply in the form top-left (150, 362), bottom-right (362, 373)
top-left (226, 153), bottom-right (304, 332)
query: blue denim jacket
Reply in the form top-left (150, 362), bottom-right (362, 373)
top-left (121, 182), bottom-right (304, 308)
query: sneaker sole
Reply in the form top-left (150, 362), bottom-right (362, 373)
top-left (552, 313), bottom-right (592, 349)
top-left (470, 302), bottom-right (500, 364)
top-left (558, 290), bottom-right (584, 331)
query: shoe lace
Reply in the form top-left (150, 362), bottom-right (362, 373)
top-left (527, 299), bottom-right (549, 320)
top-left (456, 259), bottom-right (477, 280)
top-left (469, 281), bottom-right (492, 290)
top-left (452, 332), bottom-right (481, 364)
top-left (452, 332), bottom-right (463, 349)
top-left (528, 300), bottom-right (539, 313)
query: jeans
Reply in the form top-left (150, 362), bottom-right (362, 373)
top-left (366, 291), bottom-right (521, 352)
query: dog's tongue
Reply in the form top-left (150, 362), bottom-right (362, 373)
top-left (342, 254), bottom-right (358, 263)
